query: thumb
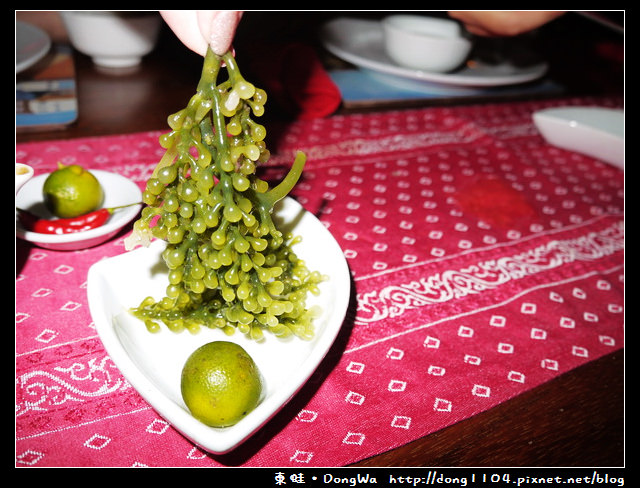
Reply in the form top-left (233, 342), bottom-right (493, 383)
top-left (196, 10), bottom-right (243, 56)
top-left (160, 10), bottom-right (242, 56)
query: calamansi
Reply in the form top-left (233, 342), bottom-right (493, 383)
top-left (181, 341), bottom-right (263, 427)
top-left (42, 163), bottom-right (104, 218)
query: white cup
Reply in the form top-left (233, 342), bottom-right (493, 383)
top-left (382, 15), bottom-right (472, 72)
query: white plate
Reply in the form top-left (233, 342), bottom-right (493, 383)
top-left (87, 197), bottom-right (351, 454)
top-left (533, 106), bottom-right (624, 170)
top-left (16, 170), bottom-right (142, 251)
top-left (320, 17), bottom-right (548, 87)
top-left (16, 20), bottom-right (52, 73)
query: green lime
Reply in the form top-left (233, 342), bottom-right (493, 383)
top-left (42, 163), bottom-right (105, 218)
top-left (181, 341), bottom-right (263, 428)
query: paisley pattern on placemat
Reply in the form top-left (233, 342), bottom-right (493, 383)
top-left (16, 97), bottom-right (623, 467)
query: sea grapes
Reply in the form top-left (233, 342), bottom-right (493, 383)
top-left (125, 48), bottom-right (324, 341)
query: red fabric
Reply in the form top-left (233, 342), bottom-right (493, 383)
top-left (16, 97), bottom-right (623, 467)
top-left (247, 42), bottom-right (342, 120)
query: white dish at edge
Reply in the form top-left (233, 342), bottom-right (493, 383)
top-left (87, 197), bottom-right (351, 454)
top-left (16, 20), bottom-right (52, 73)
top-left (533, 106), bottom-right (624, 170)
top-left (320, 17), bottom-right (548, 87)
top-left (16, 170), bottom-right (142, 250)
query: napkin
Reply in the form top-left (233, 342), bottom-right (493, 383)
top-left (246, 42), bottom-right (342, 120)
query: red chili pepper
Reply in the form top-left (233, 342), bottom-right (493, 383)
top-left (17, 203), bottom-right (140, 235)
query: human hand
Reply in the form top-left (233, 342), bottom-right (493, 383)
top-left (160, 10), bottom-right (243, 56)
top-left (448, 11), bottom-right (565, 37)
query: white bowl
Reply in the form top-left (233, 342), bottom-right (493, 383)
top-left (16, 169), bottom-right (142, 251)
top-left (15, 163), bottom-right (34, 194)
top-left (382, 15), bottom-right (472, 72)
top-left (61, 11), bottom-right (161, 68)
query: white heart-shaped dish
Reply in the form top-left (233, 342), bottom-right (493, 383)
top-left (87, 197), bottom-right (351, 454)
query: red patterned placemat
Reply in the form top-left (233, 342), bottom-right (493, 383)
top-left (16, 96), bottom-right (623, 467)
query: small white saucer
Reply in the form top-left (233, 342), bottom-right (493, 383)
top-left (16, 20), bottom-right (52, 73)
top-left (16, 170), bottom-right (142, 251)
top-left (320, 17), bottom-right (549, 87)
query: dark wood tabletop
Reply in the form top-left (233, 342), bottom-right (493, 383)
top-left (16, 11), bottom-right (624, 468)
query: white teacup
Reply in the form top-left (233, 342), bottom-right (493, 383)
top-left (382, 15), bottom-right (473, 72)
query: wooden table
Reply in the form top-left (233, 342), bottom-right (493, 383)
top-left (16, 12), bottom-right (624, 468)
